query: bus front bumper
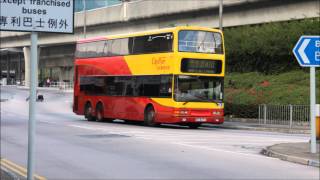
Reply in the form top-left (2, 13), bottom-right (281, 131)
top-left (167, 116), bottom-right (224, 124)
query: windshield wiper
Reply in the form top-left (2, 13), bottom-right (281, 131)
top-left (183, 101), bottom-right (189, 105)
top-left (212, 100), bottom-right (222, 106)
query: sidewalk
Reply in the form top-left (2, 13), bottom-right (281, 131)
top-left (261, 142), bottom-right (320, 167)
top-left (204, 121), bottom-right (310, 134)
top-left (206, 121), bottom-right (319, 167)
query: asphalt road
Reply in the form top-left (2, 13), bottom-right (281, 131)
top-left (1, 86), bottom-right (318, 179)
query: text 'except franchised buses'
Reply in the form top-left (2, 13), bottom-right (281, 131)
top-left (0, 0), bottom-right (72, 7)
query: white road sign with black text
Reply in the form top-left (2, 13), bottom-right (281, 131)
top-left (0, 0), bottom-right (74, 33)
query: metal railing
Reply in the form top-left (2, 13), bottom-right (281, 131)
top-left (48, 81), bottom-right (73, 90)
top-left (258, 104), bottom-right (309, 128)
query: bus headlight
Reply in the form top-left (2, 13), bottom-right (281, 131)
top-left (174, 110), bottom-right (189, 116)
top-left (212, 111), bottom-right (221, 115)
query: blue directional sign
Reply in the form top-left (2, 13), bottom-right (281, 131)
top-left (293, 36), bottom-right (320, 67)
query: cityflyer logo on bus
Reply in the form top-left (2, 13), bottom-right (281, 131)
top-left (0, 0), bottom-right (74, 33)
top-left (152, 57), bottom-right (170, 71)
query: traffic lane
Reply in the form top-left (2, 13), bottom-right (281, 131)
top-left (1, 117), bottom-right (229, 179)
top-left (64, 119), bottom-right (309, 155)
top-left (1, 116), bottom-right (318, 180)
top-left (1, 93), bottom-right (310, 158)
top-left (1, 118), bottom-right (318, 180)
top-left (1, 86), bottom-right (318, 179)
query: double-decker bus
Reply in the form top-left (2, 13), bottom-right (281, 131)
top-left (73, 26), bottom-right (225, 128)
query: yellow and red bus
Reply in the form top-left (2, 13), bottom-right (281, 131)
top-left (73, 26), bottom-right (225, 128)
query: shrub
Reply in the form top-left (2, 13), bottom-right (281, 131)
top-left (224, 18), bottom-right (320, 74)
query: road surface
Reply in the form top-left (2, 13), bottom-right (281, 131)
top-left (1, 86), bottom-right (318, 179)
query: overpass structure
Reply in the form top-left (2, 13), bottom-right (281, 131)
top-left (0, 0), bottom-right (319, 85)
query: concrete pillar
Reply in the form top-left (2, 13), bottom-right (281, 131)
top-left (23, 46), bottom-right (41, 87)
top-left (23, 47), bottom-right (30, 87)
top-left (123, 1), bottom-right (128, 21)
top-left (49, 68), bottom-right (52, 79)
top-left (6, 53), bottom-right (10, 84)
top-left (58, 67), bottom-right (64, 82)
top-left (19, 53), bottom-right (22, 84)
top-left (36, 48), bottom-right (41, 87)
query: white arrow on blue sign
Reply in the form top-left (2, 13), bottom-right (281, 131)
top-left (293, 36), bottom-right (320, 67)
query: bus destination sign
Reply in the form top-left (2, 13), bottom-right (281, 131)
top-left (181, 59), bottom-right (222, 74)
top-left (0, 0), bottom-right (74, 33)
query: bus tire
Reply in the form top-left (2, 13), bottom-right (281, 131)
top-left (188, 123), bottom-right (201, 129)
top-left (144, 106), bottom-right (158, 127)
top-left (96, 103), bottom-right (104, 122)
top-left (84, 103), bottom-right (95, 121)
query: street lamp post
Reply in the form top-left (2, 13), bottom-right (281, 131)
top-left (219, 0), bottom-right (223, 31)
top-left (83, 0), bottom-right (86, 38)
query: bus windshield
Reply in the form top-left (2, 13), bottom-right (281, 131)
top-left (174, 75), bottom-right (223, 102)
top-left (178, 30), bottom-right (223, 54)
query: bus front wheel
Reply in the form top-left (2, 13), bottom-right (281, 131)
top-left (144, 106), bottom-right (158, 127)
top-left (84, 103), bottom-right (95, 121)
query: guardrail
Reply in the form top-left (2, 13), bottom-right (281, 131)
top-left (258, 104), bottom-right (309, 128)
top-left (48, 82), bottom-right (73, 90)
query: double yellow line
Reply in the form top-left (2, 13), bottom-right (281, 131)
top-left (0, 158), bottom-right (46, 180)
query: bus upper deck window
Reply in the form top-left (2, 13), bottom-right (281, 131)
top-left (178, 30), bottom-right (223, 54)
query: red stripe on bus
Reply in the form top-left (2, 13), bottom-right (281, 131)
top-left (76, 56), bottom-right (132, 75)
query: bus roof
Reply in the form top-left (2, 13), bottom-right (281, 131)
top-left (77, 26), bottom-right (221, 43)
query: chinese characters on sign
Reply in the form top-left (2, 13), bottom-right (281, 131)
top-left (0, 0), bottom-right (74, 33)
top-left (316, 40), bottom-right (320, 61)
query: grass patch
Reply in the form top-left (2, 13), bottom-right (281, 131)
top-left (225, 70), bottom-right (320, 105)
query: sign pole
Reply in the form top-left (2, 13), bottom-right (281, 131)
top-left (27, 31), bottom-right (38, 180)
top-left (310, 67), bottom-right (316, 153)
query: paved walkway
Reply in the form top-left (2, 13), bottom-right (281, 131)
top-left (207, 121), bottom-right (319, 167)
top-left (261, 142), bottom-right (320, 167)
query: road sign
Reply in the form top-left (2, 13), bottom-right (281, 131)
top-left (293, 36), bottom-right (320, 67)
top-left (0, 0), bottom-right (74, 33)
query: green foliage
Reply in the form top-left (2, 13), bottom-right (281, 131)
top-left (222, 19), bottom-right (320, 118)
top-left (224, 70), bottom-right (320, 118)
top-left (224, 18), bottom-right (320, 73)
top-left (225, 103), bottom-right (258, 118)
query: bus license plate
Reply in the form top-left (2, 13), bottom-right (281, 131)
top-left (195, 118), bottom-right (206, 122)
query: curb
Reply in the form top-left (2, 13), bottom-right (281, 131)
top-left (261, 147), bottom-right (320, 167)
top-left (203, 124), bottom-right (310, 134)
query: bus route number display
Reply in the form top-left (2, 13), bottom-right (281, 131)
top-left (181, 59), bottom-right (222, 74)
top-left (0, 0), bottom-right (74, 33)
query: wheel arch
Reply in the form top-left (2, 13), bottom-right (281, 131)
top-left (84, 100), bottom-right (93, 108)
top-left (144, 103), bottom-right (155, 114)
top-left (95, 100), bottom-right (104, 109)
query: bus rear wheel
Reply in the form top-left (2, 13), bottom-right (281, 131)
top-left (84, 103), bottom-right (95, 121)
top-left (188, 123), bottom-right (201, 129)
top-left (96, 103), bottom-right (104, 122)
top-left (144, 106), bottom-right (158, 127)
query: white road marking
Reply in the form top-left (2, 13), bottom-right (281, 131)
top-left (172, 142), bottom-right (269, 158)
